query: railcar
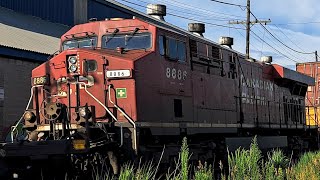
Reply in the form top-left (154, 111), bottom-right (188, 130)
top-left (0, 4), bottom-right (318, 179)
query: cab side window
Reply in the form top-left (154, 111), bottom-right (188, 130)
top-left (159, 35), bottom-right (165, 56)
top-left (177, 41), bottom-right (186, 62)
top-left (158, 35), bottom-right (186, 62)
top-left (167, 38), bottom-right (178, 60)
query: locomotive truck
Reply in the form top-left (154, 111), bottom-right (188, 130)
top-left (0, 4), bottom-right (318, 179)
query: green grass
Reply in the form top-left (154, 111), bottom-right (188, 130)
top-left (89, 136), bottom-right (320, 180)
top-left (193, 161), bottom-right (213, 180)
top-left (287, 151), bottom-right (320, 180)
top-left (263, 150), bottom-right (288, 180)
top-left (224, 136), bottom-right (262, 180)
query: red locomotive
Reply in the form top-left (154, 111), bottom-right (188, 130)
top-left (0, 4), bottom-right (318, 179)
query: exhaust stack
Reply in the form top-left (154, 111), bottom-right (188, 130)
top-left (261, 56), bottom-right (273, 64)
top-left (188, 23), bottom-right (205, 37)
top-left (219, 37), bottom-right (234, 49)
top-left (147, 4), bottom-right (166, 21)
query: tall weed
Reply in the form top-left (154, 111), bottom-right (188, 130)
top-left (226, 136), bottom-right (262, 180)
top-left (194, 161), bottom-right (213, 180)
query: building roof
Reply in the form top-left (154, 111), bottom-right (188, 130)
top-left (0, 7), bottom-right (70, 55)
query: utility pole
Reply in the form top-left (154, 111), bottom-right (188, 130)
top-left (246, 0), bottom-right (250, 60)
top-left (316, 51), bottom-right (318, 62)
top-left (229, 0), bottom-right (271, 60)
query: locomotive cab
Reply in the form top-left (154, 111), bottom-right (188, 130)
top-left (22, 18), bottom-right (157, 149)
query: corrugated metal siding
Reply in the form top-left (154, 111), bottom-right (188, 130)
top-left (74, 0), bottom-right (88, 25)
top-left (0, 57), bottom-right (39, 140)
top-left (0, 7), bottom-right (70, 55)
top-left (0, 0), bottom-right (74, 26)
top-left (0, 22), bottom-right (61, 55)
top-left (88, 0), bottom-right (132, 21)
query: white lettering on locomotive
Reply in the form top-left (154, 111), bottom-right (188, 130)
top-left (166, 67), bottom-right (187, 81)
top-left (240, 74), bottom-right (274, 105)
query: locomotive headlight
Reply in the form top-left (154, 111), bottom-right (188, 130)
top-left (68, 56), bottom-right (77, 64)
top-left (69, 64), bottom-right (77, 72)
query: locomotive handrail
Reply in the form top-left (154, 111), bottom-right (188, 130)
top-left (108, 84), bottom-right (137, 153)
top-left (76, 82), bottom-right (117, 122)
top-left (10, 85), bottom-right (44, 142)
top-left (70, 81), bottom-right (125, 147)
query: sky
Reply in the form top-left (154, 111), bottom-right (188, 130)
top-left (116, 0), bottom-right (320, 70)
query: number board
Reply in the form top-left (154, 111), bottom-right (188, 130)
top-left (106, 70), bottom-right (131, 79)
top-left (33, 76), bottom-right (49, 85)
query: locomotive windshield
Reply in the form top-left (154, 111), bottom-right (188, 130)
top-left (62, 36), bottom-right (97, 50)
top-left (102, 32), bottom-right (151, 50)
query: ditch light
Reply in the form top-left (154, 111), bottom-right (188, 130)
top-left (72, 139), bottom-right (87, 150)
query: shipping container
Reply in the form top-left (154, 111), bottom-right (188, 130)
top-left (296, 62), bottom-right (320, 126)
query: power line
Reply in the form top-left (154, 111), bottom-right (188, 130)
top-left (274, 24), bottom-right (304, 51)
top-left (120, 0), bottom-right (311, 63)
top-left (255, 26), bottom-right (309, 61)
top-left (250, 11), bottom-right (315, 55)
top-left (231, 24), bottom-right (262, 55)
top-left (135, 0), bottom-right (236, 21)
top-left (219, 0), bottom-right (312, 62)
top-left (250, 30), bottom-right (299, 63)
top-left (169, 12), bottom-right (246, 30)
top-left (226, 0), bottom-right (271, 59)
top-left (272, 21), bottom-right (320, 25)
top-left (252, 24), bottom-right (315, 63)
top-left (118, 0), bottom-right (246, 30)
top-left (273, 24), bottom-right (313, 56)
top-left (210, 0), bottom-right (245, 7)
top-left (250, 25), bottom-right (309, 62)
top-left (159, 0), bottom-right (246, 19)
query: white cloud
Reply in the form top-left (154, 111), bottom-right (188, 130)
top-left (253, 0), bottom-right (319, 23)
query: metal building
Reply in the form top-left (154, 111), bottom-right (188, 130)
top-left (0, 6), bottom-right (69, 139)
top-left (0, 0), bottom-right (133, 26)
